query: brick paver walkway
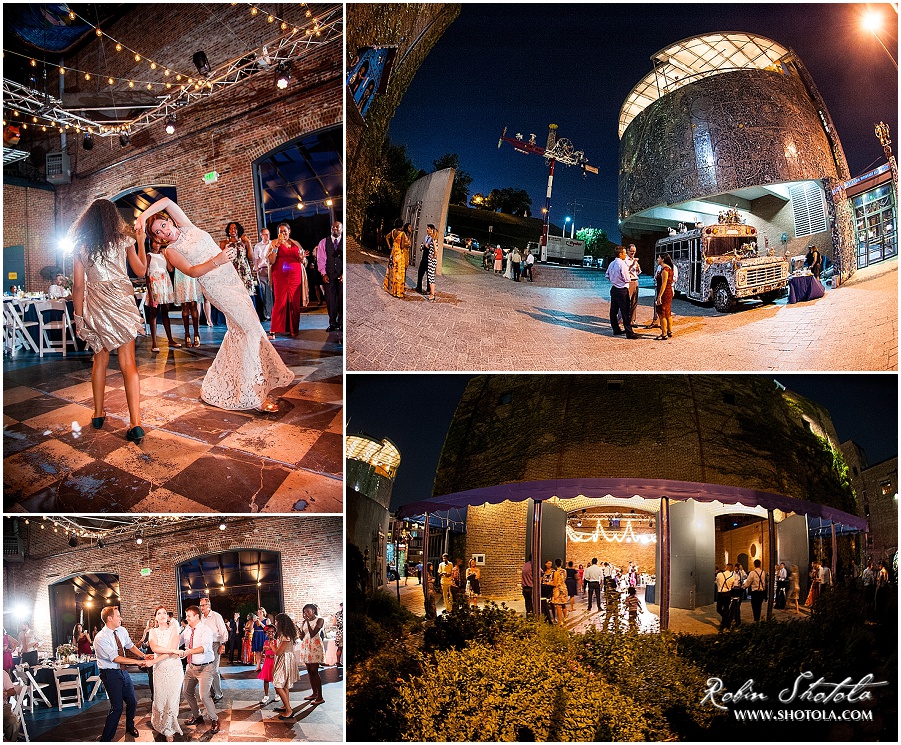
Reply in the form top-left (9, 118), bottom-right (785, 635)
top-left (348, 239), bottom-right (898, 371)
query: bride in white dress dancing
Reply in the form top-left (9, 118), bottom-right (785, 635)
top-left (136, 197), bottom-right (293, 411)
top-left (147, 606), bottom-right (184, 742)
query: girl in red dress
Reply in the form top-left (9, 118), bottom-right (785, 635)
top-left (256, 625), bottom-right (277, 704)
top-left (267, 223), bottom-right (308, 338)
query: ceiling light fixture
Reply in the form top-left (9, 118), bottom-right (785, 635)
top-left (275, 60), bottom-right (291, 90)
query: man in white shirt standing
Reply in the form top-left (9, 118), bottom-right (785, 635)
top-left (198, 597), bottom-right (228, 701)
top-left (605, 246), bottom-right (638, 339)
top-left (182, 605), bottom-right (219, 734)
top-left (583, 558), bottom-right (604, 612)
top-left (252, 228), bottom-right (273, 321)
top-left (625, 244), bottom-right (641, 326)
top-left (94, 606), bottom-right (151, 741)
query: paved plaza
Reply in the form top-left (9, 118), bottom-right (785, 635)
top-left (347, 239), bottom-right (898, 371)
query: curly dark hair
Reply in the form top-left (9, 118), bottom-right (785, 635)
top-left (69, 199), bottom-right (134, 266)
top-left (274, 612), bottom-right (298, 643)
top-left (225, 221), bottom-right (245, 238)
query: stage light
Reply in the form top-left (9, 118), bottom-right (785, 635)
top-left (219, 520), bottom-right (227, 530)
top-left (164, 114), bottom-right (176, 135)
top-left (136, 530), bottom-right (143, 545)
top-left (68, 535), bottom-right (78, 547)
top-left (192, 51), bottom-right (211, 76)
top-left (15, 606), bottom-right (28, 619)
top-left (275, 60), bottom-right (291, 89)
top-left (296, 201), bottom-right (304, 210)
top-left (119, 131), bottom-right (130, 147)
top-left (97, 537), bottom-right (105, 549)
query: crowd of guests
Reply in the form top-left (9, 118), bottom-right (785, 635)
top-left (481, 245), bottom-right (535, 282)
top-left (436, 554), bottom-right (482, 610)
top-left (2, 600), bottom-right (343, 742)
top-left (142, 218), bottom-right (343, 342)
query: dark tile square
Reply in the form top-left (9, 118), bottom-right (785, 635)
top-left (3, 422), bottom-right (43, 456)
top-left (4, 393), bottom-right (72, 422)
top-left (165, 408), bottom-right (255, 445)
top-left (17, 460), bottom-right (152, 512)
top-left (58, 425), bottom-right (132, 460)
top-left (296, 432), bottom-right (342, 475)
top-left (273, 399), bottom-right (340, 430)
top-left (162, 447), bottom-right (291, 511)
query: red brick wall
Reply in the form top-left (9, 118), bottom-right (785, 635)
top-left (14, 5), bottom-right (341, 249)
top-left (3, 183), bottom-right (58, 292)
top-left (3, 517), bottom-right (342, 650)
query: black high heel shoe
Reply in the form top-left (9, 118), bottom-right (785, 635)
top-left (126, 426), bottom-right (145, 444)
top-left (91, 413), bottom-right (106, 429)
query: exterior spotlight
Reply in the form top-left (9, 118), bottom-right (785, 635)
top-left (136, 530), bottom-right (143, 545)
top-left (119, 131), bottom-right (130, 147)
top-left (82, 133), bottom-right (94, 150)
top-left (219, 520), bottom-right (227, 530)
top-left (164, 114), bottom-right (176, 135)
top-left (275, 61), bottom-right (291, 90)
top-left (68, 535), bottom-right (78, 547)
top-left (192, 51), bottom-right (212, 76)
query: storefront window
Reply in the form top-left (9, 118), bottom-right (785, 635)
top-left (852, 182), bottom-right (897, 269)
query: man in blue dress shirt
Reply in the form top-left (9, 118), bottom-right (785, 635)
top-left (94, 606), bottom-right (152, 741)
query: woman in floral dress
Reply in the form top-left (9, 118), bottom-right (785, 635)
top-left (551, 558), bottom-right (569, 626)
top-left (383, 220), bottom-right (411, 298)
top-left (220, 222), bottom-right (256, 296)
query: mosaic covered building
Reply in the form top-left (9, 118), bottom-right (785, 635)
top-left (617, 33), bottom-right (857, 282)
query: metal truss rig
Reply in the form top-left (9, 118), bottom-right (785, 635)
top-left (1, 3), bottom-right (342, 138)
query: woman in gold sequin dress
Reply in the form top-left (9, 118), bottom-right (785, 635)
top-left (70, 199), bottom-right (148, 444)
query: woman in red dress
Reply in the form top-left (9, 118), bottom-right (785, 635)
top-left (267, 223), bottom-right (308, 338)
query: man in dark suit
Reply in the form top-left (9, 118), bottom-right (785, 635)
top-left (226, 611), bottom-right (242, 664)
top-left (316, 221), bottom-right (343, 332)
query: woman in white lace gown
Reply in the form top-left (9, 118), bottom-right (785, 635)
top-left (136, 197), bottom-right (294, 411)
top-left (147, 606), bottom-right (184, 742)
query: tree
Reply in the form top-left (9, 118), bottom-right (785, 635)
top-left (433, 153), bottom-right (473, 206)
top-left (576, 226), bottom-right (608, 255)
top-left (495, 187), bottom-right (532, 215)
top-left (469, 193), bottom-right (490, 210)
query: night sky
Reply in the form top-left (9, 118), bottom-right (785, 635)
top-left (388, 3), bottom-right (899, 243)
top-left (346, 374), bottom-right (898, 510)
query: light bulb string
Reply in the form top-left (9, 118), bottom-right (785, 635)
top-left (4, 4), bottom-right (331, 89)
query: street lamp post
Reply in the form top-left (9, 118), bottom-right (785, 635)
top-left (563, 216), bottom-right (570, 238)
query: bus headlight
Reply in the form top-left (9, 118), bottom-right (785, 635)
top-left (736, 269), bottom-right (747, 287)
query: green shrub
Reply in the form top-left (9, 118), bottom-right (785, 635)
top-left (422, 601), bottom-right (528, 654)
top-left (574, 627), bottom-right (723, 738)
top-left (395, 630), bottom-right (653, 742)
top-left (347, 643), bottom-right (422, 742)
top-left (350, 589), bottom-right (422, 666)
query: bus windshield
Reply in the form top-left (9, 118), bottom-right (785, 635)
top-left (706, 236), bottom-right (757, 258)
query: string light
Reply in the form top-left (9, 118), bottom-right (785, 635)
top-left (115, 43), bottom-right (122, 52)
top-left (565, 521), bottom-right (657, 544)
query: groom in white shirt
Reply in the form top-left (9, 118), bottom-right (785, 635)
top-left (181, 605), bottom-right (219, 734)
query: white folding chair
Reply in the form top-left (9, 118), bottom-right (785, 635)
top-left (11, 681), bottom-right (30, 741)
top-left (3, 300), bottom-right (40, 356)
top-left (53, 668), bottom-right (83, 710)
top-left (33, 300), bottom-right (77, 357)
top-left (20, 666), bottom-right (52, 711)
top-left (85, 672), bottom-right (104, 701)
